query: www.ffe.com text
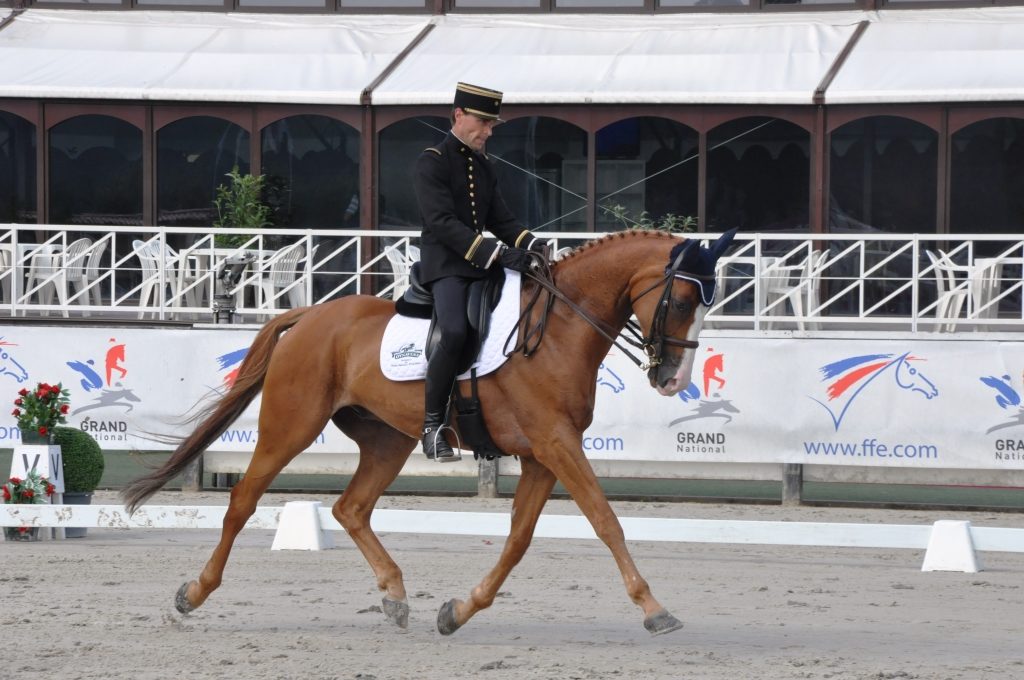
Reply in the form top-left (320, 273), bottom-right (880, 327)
top-left (804, 438), bottom-right (938, 459)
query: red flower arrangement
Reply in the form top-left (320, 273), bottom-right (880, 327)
top-left (11, 381), bottom-right (71, 437)
top-left (2, 470), bottom-right (54, 536)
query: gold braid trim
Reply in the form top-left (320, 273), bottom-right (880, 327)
top-left (464, 234), bottom-right (484, 261)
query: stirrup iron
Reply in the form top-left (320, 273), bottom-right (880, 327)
top-left (422, 424), bottom-right (461, 463)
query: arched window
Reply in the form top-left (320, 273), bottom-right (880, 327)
top-left (157, 116), bottom-right (249, 234)
top-left (595, 117), bottom-right (697, 231)
top-left (707, 116), bottom-right (809, 233)
top-left (49, 114), bottom-right (142, 226)
top-left (261, 115), bottom-right (360, 229)
top-left (487, 116), bottom-right (588, 232)
top-left (950, 117), bottom-right (1024, 236)
top-left (263, 114), bottom-right (361, 300)
top-left (0, 112), bottom-right (36, 224)
top-left (377, 116), bottom-right (448, 230)
top-left (829, 116), bottom-right (937, 233)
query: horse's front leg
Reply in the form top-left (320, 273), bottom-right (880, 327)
top-left (437, 456), bottom-right (556, 635)
top-left (535, 432), bottom-right (684, 636)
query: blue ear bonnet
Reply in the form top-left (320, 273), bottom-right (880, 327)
top-left (665, 229), bottom-right (738, 307)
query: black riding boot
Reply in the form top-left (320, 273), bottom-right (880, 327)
top-left (422, 410), bottom-right (457, 462)
top-left (422, 353), bottom-right (459, 462)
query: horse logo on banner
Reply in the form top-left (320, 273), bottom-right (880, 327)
top-left (67, 337), bottom-right (142, 414)
top-left (668, 346), bottom-right (740, 426)
top-left (810, 351), bottom-right (938, 431)
top-left (979, 373), bottom-right (1024, 434)
top-left (216, 348), bottom-right (249, 389)
top-left (596, 362), bottom-right (625, 393)
top-left (0, 338), bottom-right (29, 383)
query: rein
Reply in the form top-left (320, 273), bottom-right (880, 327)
top-left (503, 243), bottom-right (713, 379)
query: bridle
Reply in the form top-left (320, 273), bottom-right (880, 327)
top-left (625, 240), bottom-right (716, 380)
top-left (504, 241), bottom-right (717, 383)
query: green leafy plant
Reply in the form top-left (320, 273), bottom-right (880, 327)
top-left (212, 166), bottom-right (272, 248)
top-left (12, 381), bottom-right (70, 437)
top-left (603, 204), bottom-right (697, 234)
top-left (53, 426), bottom-right (105, 493)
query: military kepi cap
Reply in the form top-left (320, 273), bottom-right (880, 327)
top-left (454, 82), bottom-right (503, 121)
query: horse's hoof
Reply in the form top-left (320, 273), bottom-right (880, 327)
top-left (436, 599), bottom-right (463, 636)
top-left (382, 597), bottom-right (409, 629)
top-left (174, 581), bottom-right (197, 615)
top-left (643, 609), bottom-right (683, 636)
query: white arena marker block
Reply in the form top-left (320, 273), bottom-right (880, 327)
top-left (921, 520), bottom-right (981, 573)
top-left (271, 501), bottom-right (334, 551)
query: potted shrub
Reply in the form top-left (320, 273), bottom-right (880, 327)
top-left (53, 426), bottom-right (105, 538)
top-left (213, 165), bottom-right (272, 248)
top-left (12, 381), bottom-right (71, 444)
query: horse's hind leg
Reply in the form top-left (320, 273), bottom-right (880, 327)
top-left (437, 456), bottom-right (557, 635)
top-left (177, 404), bottom-right (331, 614)
top-left (331, 408), bottom-right (417, 629)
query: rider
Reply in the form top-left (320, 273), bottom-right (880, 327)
top-left (413, 82), bottom-right (549, 462)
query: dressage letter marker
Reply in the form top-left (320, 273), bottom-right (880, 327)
top-left (271, 501), bottom-right (335, 551)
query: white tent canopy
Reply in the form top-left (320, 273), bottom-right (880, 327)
top-left (374, 13), bottom-right (865, 106)
top-left (1, 7), bottom-right (1023, 105)
top-left (0, 10), bottom-right (430, 104)
top-left (826, 8), bottom-right (1024, 104)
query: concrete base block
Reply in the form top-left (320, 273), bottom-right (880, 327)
top-left (271, 501), bottom-right (335, 551)
top-left (921, 520), bottom-right (981, 573)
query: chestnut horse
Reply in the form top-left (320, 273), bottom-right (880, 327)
top-left (123, 228), bottom-right (735, 636)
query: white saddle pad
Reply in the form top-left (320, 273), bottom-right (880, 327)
top-left (380, 271), bottom-right (521, 381)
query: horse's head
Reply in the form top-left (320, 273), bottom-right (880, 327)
top-left (894, 353), bottom-right (938, 400)
top-left (0, 343), bottom-right (28, 384)
top-left (597, 362), bottom-right (625, 393)
top-left (630, 230), bottom-right (736, 396)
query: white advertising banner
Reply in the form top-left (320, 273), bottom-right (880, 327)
top-left (0, 325), bottom-right (356, 455)
top-left (590, 334), bottom-right (1024, 470)
top-left (0, 325), bottom-right (1021, 470)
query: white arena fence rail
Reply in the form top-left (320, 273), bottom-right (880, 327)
top-left (1, 224), bottom-right (1023, 333)
top-left (3, 501), bottom-right (1022, 573)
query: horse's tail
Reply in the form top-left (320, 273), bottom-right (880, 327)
top-left (121, 307), bottom-right (314, 514)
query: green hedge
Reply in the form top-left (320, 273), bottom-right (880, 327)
top-left (53, 426), bottom-right (105, 493)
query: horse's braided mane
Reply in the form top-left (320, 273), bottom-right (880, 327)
top-left (553, 228), bottom-right (680, 267)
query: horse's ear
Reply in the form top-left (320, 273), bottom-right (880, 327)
top-left (708, 228), bottom-right (738, 260)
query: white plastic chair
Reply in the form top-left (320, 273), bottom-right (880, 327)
top-left (25, 237), bottom-right (91, 317)
top-left (0, 245), bottom-right (13, 304)
top-left (925, 249), bottom-right (968, 332)
top-left (968, 256), bottom-right (1002, 325)
top-left (384, 243), bottom-right (419, 299)
top-left (133, 238), bottom-right (181, 318)
top-left (173, 245), bottom-right (210, 312)
top-left (259, 242), bottom-right (307, 312)
top-left (66, 239), bottom-right (108, 313)
top-left (762, 250), bottom-right (828, 331)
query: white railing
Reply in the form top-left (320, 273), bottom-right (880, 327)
top-left (1, 224), bottom-right (1022, 333)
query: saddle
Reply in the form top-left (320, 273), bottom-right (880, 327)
top-left (394, 263), bottom-right (508, 461)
